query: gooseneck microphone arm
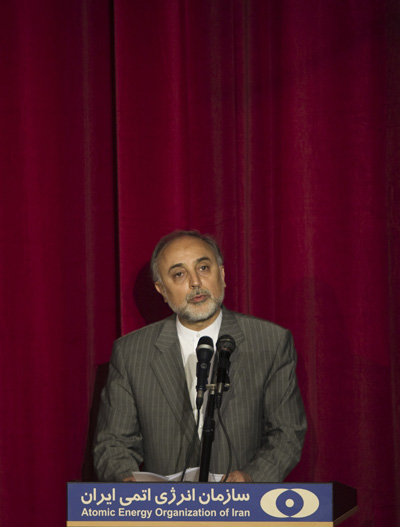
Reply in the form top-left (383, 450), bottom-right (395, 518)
top-left (195, 336), bottom-right (214, 410)
top-left (198, 356), bottom-right (218, 482)
top-left (215, 335), bottom-right (236, 409)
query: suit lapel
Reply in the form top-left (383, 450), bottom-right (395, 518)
top-left (150, 317), bottom-right (197, 443)
top-left (148, 310), bottom-right (244, 444)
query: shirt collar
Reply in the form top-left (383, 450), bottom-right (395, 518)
top-left (176, 310), bottom-right (222, 345)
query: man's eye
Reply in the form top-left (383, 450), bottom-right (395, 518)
top-left (173, 271), bottom-right (184, 278)
top-left (199, 265), bottom-right (209, 272)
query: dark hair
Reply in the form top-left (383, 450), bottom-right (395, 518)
top-left (151, 229), bottom-right (224, 282)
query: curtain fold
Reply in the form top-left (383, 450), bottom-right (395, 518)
top-left (0, 1), bottom-right (117, 525)
top-left (0, 1), bottom-right (398, 526)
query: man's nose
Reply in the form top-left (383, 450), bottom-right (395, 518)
top-left (188, 270), bottom-right (201, 288)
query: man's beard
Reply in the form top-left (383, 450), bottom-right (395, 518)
top-left (166, 288), bottom-right (224, 324)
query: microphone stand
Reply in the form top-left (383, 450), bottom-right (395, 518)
top-left (199, 355), bottom-right (231, 482)
top-left (198, 380), bottom-right (216, 482)
top-left (199, 342), bottom-right (234, 482)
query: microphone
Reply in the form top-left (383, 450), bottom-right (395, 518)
top-left (215, 335), bottom-right (236, 408)
top-left (195, 336), bottom-right (214, 410)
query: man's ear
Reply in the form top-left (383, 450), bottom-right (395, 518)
top-left (155, 281), bottom-right (167, 303)
top-left (220, 265), bottom-right (226, 287)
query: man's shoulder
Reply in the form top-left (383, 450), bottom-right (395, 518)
top-left (222, 309), bottom-right (291, 351)
top-left (115, 315), bottom-right (175, 347)
top-left (227, 309), bottom-right (288, 334)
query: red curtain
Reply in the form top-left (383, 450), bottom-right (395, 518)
top-left (1, 1), bottom-right (399, 526)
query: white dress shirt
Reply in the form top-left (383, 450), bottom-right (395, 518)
top-left (176, 311), bottom-right (222, 437)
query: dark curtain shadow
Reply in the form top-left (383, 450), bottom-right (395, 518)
top-left (133, 262), bottom-right (171, 325)
top-left (81, 362), bottom-right (110, 481)
top-left (81, 263), bottom-right (170, 481)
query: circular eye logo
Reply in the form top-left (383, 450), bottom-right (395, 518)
top-left (260, 488), bottom-right (319, 518)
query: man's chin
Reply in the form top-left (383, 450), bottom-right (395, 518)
top-left (177, 302), bottom-right (221, 324)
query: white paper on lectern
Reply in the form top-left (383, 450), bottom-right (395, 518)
top-left (132, 467), bottom-right (223, 482)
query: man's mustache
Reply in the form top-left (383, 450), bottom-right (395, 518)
top-left (186, 289), bottom-right (210, 301)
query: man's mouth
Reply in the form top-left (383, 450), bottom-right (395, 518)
top-left (188, 293), bottom-right (209, 304)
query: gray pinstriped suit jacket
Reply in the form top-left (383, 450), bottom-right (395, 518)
top-left (93, 308), bottom-right (307, 482)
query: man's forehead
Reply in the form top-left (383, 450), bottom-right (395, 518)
top-left (159, 236), bottom-right (216, 266)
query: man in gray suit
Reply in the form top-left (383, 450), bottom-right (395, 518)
top-left (94, 230), bottom-right (306, 482)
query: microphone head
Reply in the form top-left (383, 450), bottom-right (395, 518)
top-left (216, 334), bottom-right (236, 355)
top-left (197, 335), bottom-right (214, 348)
top-left (195, 336), bottom-right (214, 409)
top-left (196, 336), bottom-right (214, 361)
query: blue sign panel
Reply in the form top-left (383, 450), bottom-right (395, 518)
top-left (67, 482), bottom-right (336, 524)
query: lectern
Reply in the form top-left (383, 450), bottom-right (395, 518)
top-left (67, 481), bottom-right (357, 526)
